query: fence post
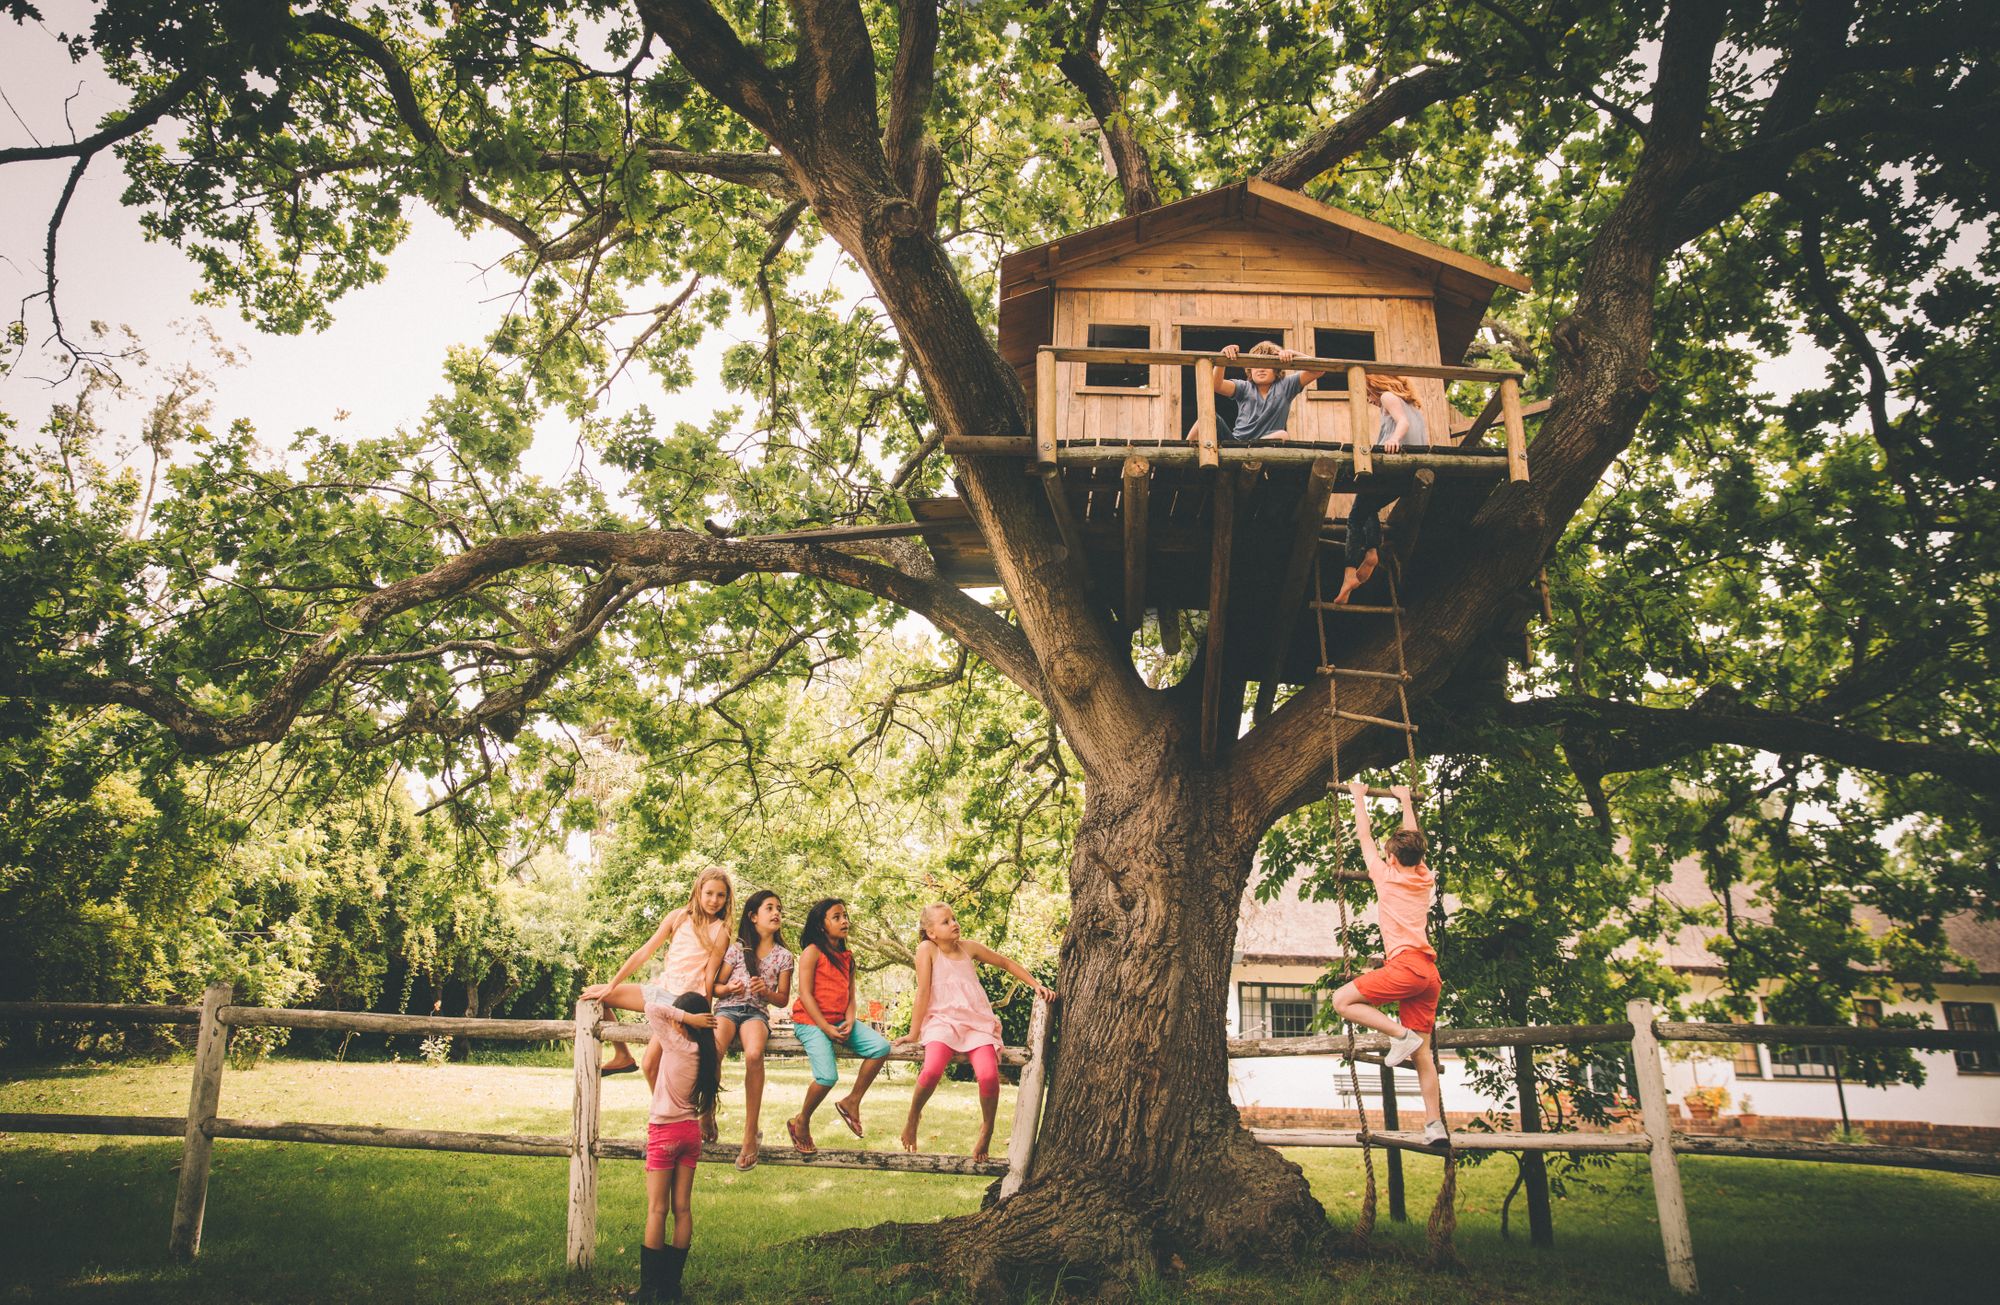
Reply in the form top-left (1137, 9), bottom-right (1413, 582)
top-left (567, 997), bottom-right (603, 1272)
top-left (1378, 1061), bottom-right (1405, 1222)
top-left (168, 982), bottom-right (231, 1260)
top-left (1000, 995), bottom-right (1053, 1200)
top-left (1628, 999), bottom-right (1698, 1295)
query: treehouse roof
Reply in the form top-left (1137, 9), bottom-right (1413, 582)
top-left (998, 178), bottom-right (1533, 364)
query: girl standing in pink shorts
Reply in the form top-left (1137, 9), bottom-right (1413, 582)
top-left (583, 981), bottom-right (720, 1302)
top-left (895, 903), bottom-right (1055, 1160)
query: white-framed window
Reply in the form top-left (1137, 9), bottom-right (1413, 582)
top-left (1238, 982), bottom-right (1327, 1039)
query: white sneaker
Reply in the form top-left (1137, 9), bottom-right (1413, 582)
top-left (1384, 1029), bottom-right (1424, 1067)
top-left (1423, 1119), bottom-right (1451, 1148)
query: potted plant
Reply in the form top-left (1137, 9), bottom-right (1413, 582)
top-left (1684, 1085), bottom-right (1731, 1122)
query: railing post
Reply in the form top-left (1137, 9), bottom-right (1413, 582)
top-left (1035, 347), bottom-right (1058, 470)
top-left (1499, 377), bottom-right (1528, 482)
top-left (567, 997), bottom-right (603, 1272)
top-left (1000, 995), bottom-right (1054, 1200)
top-left (1378, 1060), bottom-right (1405, 1222)
top-left (168, 982), bottom-right (231, 1261)
top-left (1347, 365), bottom-right (1373, 475)
top-left (1628, 999), bottom-right (1698, 1295)
top-left (1194, 358), bottom-right (1218, 472)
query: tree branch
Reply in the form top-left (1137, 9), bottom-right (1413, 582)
top-left (1056, 0), bottom-right (1159, 216)
top-left (1495, 694), bottom-right (2000, 800)
top-left (4, 528), bottom-right (1043, 755)
top-left (633, 0), bottom-right (792, 145)
top-left (1260, 64), bottom-right (1481, 192)
top-left (885, 0), bottom-right (939, 197)
top-left (0, 67), bottom-right (202, 165)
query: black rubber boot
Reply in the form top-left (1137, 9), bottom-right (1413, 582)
top-left (624, 1244), bottom-right (665, 1302)
top-left (661, 1244), bottom-right (688, 1301)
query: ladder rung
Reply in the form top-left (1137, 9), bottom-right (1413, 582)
top-left (1336, 785), bottom-right (1428, 801)
top-left (1310, 602), bottom-right (1402, 614)
top-left (1334, 710), bottom-right (1417, 731)
top-left (1318, 666), bottom-right (1409, 683)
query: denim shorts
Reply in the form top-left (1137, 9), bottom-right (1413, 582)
top-left (715, 1002), bottom-right (767, 1026)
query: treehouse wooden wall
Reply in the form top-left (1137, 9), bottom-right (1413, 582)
top-left (1033, 224), bottom-right (1453, 445)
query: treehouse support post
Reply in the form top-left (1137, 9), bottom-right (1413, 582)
top-left (1500, 377), bottom-right (1528, 482)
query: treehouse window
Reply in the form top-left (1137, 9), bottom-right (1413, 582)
top-left (1309, 327), bottom-right (1380, 394)
top-left (1082, 323), bottom-right (1154, 390)
top-left (1177, 323), bottom-right (1287, 437)
top-left (1239, 983), bottom-right (1325, 1039)
top-left (1944, 1002), bottom-right (1999, 1072)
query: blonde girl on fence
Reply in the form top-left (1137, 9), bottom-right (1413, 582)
top-left (894, 903), bottom-right (1056, 1161)
top-left (582, 981), bottom-right (720, 1303)
top-left (785, 897), bottom-right (891, 1155)
top-left (712, 889), bottom-right (793, 1170)
top-left (599, 868), bottom-right (734, 1141)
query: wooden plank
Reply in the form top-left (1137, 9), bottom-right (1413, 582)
top-left (1671, 1135), bottom-right (2000, 1177)
top-left (220, 1007), bottom-right (575, 1041)
top-left (1655, 1022), bottom-right (2000, 1052)
top-left (1333, 709), bottom-right (1417, 732)
top-left (1048, 346), bottom-right (1520, 383)
top-left (596, 1135), bottom-right (1009, 1177)
top-left (1311, 602), bottom-right (1402, 614)
top-left (939, 437), bottom-right (1513, 475)
top-left (1347, 365), bottom-right (1373, 476)
top-left (1227, 1023), bottom-right (1634, 1059)
top-left (1121, 457), bottom-right (1150, 635)
top-left (0, 1001), bottom-right (201, 1025)
top-left (1242, 178), bottom-right (1534, 292)
top-left (1250, 1128), bottom-right (1648, 1154)
top-left (1001, 995), bottom-right (1055, 1199)
top-left (1199, 465), bottom-right (1239, 760)
top-left (1500, 377), bottom-right (1528, 482)
top-left (169, 982), bottom-right (231, 1262)
top-left (1035, 348), bottom-right (1058, 468)
top-left (207, 1119), bottom-right (571, 1157)
top-left (1195, 358), bottom-right (1218, 471)
top-left (567, 998), bottom-right (602, 1272)
top-left (1253, 456), bottom-right (1340, 720)
top-left (0, 1112), bottom-right (184, 1137)
top-left (1629, 999), bottom-right (1700, 1295)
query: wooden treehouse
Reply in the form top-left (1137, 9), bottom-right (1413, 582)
top-left (927, 179), bottom-right (1536, 757)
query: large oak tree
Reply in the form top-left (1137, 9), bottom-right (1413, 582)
top-left (5, 0), bottom-right (1997, 1290)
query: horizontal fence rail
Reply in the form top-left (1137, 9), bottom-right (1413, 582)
top-left (5, 995), bottom-right (1997, 1295)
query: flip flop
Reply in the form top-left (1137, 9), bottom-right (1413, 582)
top-left (834, 1100), bottom-right (864, 1138)
top-left (600, 1063), bottom-right (637, 1076)
top-left (786, 1117), bottom-right (815, 1156)
top-left (735, 1132), bottom-right (762, 1171)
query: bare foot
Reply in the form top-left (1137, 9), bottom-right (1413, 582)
top-left (973, 1129), bottom-right (994, 1163)
top-left (899, 1124), bottom-right (918, 1154)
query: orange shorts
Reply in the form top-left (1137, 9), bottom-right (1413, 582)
top-left (1352, 949), bottom-right (1441, 1034)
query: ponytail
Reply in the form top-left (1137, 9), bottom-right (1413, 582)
top-left (672, 992), bottom-right (721, 1115)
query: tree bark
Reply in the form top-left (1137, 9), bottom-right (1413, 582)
top-left (883, 757), bottom-right (1332, 1293)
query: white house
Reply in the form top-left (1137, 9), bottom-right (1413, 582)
top-left (1226, 860), bottom-right (2000, 1147)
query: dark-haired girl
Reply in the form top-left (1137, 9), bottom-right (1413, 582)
top-left (584, 982), bottom-right (720, 1302)
top-left (785, 898), bottom-right (891, 1155)
top-left (713, 890), bottom-right (793, 1169)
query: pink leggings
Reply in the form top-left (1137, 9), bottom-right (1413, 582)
top-left (918, 1042), bottom-right (1000, 1098)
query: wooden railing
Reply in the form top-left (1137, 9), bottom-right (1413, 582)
top-left (0, 989), bottom-right (1054, 1269)
top-left (1031, 345), bottom-right (1530, 481)
top-left (1230, 1000), bottom-right (2000, 1296)
top-left (5, 995), bottom-right (1996, 1295)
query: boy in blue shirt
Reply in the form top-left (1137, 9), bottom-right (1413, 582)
top-left (1205, 340), bottom-right (1324, 441)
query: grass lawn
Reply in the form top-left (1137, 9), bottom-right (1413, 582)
top-left (3, 1055), bottom-right (1996, 1302)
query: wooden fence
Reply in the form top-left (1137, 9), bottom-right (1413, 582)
top-left (5, 995), bottom-right (1998, 1295)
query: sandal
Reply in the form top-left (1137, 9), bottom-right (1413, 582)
top-left (786, 1116), bottom-right (816, 1156)
top-left (834, 1099), bottom-right (864, 1138)
top-left (735, 1131), bottom-right (762, 1171)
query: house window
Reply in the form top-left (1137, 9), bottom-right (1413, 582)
top-left (1768, 1043), bottom-right (1839, 1079)
top-left (1310, 327), bottom-right (1378, 393)
top-left (1944, 1001), bottom-right (2000, 1072)
top-left (1728, 1027), bottom-right (1764, 1079)
top-left (1083, 323), bottom-right (1152, 388)
top-left (1239, 983), bottom-right (1327, 1039)
top-left (1854, 999), bottom-right (1883, 1027)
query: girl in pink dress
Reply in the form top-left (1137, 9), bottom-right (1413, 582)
top-left (895, 903), bottom-right (1056, 1160)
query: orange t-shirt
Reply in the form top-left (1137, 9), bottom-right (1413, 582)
top-left (1368, 854), bottom-right (1436, 960)
top-left (792, 946), bottom-right (853, 1024)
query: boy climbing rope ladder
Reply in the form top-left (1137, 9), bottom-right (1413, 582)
top-left (1333, 779), bottom-right (1451, 1149)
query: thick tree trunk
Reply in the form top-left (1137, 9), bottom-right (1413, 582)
top-left (904, 756), bottom-right (1332, 1295)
